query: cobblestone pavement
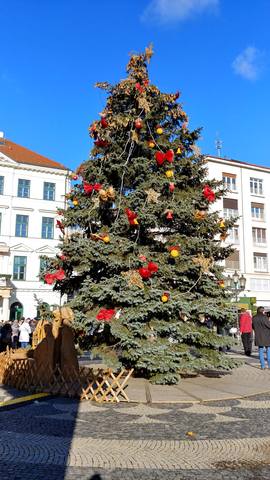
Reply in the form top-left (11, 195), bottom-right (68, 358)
top-left (1, 390), bottom-right (270, 480)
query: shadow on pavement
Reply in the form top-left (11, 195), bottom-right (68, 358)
top-left (0, 386), bottom-right (80, 480)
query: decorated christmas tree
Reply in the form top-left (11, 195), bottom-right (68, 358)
top-left (45, 46), bottom-right (237, 384)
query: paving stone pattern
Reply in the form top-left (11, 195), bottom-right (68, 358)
top-left (1, 391), bottom-right (270, 479)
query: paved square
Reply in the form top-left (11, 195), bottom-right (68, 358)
top-left (1, 388), bottom-right (270, 479)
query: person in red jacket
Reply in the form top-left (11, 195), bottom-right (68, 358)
top-left (239, 308), bottom-right (253, 356)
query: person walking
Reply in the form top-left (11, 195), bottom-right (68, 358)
top-left (19, 318), bottom-right (31, 348)
top-left (252, 306), bottom-right (270, 369)
top-left (11, 320), bottom-right (20, 349)
top-left (239, 308), bottom-right (253, 356)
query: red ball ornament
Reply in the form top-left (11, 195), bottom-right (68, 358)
top-left (135, 118), bottom-right (143, 129)
top-left (169, 182), bottom-right (175, 193)
top-left (138, 267), bottom-right (152, 280)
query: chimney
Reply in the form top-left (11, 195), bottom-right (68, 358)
top-left (0, 132), bottom-right (5, 145)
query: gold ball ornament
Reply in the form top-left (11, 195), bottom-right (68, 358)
top-left (148, 140), bottom-right (155, 148)
top-left (170, 249), bottom-right (179, 258)
top-left (102, 235), bottom-right (110, 243)
top-left (72, 199), bottom-right (79, 206)
top-left (165, 170), bottom-right (174, 178)
top-left (156, 126), bottom-right (163, 135)
top-left (161, 293), bottom-right (169, 302)
top-left (219, 219), bottom-right (226, 229)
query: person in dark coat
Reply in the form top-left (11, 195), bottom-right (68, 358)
top-left (252, 306), bottom-right (270, 369)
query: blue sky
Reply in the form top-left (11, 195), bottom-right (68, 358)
top-left (1, 0), bottom-right (270, 170)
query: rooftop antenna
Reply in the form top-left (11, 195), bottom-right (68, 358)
top-left (215, 134), bottom-right (223, 158)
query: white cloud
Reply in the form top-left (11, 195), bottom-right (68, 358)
top-left (232, 47), bottom-right (264, 81)
top-left (141, 0), bottom-right (219, 24)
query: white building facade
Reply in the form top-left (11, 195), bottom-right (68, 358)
top-left (207, 155), bottom-right (270, 308)
top-left (0, 137), bottom-right (70, 320)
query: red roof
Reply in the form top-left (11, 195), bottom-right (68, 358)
top-left (0, 138), bottom-right (67, 170)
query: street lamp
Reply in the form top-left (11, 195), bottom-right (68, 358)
top-left (225, 270), bottom-right (246, 303)
top-left (225, 271), bottom-right (247, 337)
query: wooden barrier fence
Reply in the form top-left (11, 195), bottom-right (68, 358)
top-left (0, 353), bottom-right (133, 403)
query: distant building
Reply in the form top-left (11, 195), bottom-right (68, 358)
top-left (0, 134), bottom-right (70, 320)
top-left (207, 155), bottom-right (270, 308)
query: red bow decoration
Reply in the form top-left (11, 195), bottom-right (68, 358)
top-left (94, 139), bottom-right (108, 148)
top-left (100, 117), bottom-right (108, 128)
top-left (125, 208), bottom-right (139, 226)
top-left (56, 220), bottom-right (65, 233)
top-left (138, 267), bottom-right (152, 280)
top-left (135, 82), bottom-right (144, 93)
top-left (44, 273), bottom-right (55, 285)
top-left (155, 150), bottom-right (174, 166)
top-left (138, 262), bottom-right (158, 280)
top-left (44, 268), bottom-right (65, 285)
top-left (203, 185), bottom-right (215, 202)
top-left (83, 182), bottom-right (102, 195)
top-left (147, 261), bottom-right (159, 273)
top-left (96, 308), bottom-right (116, 321)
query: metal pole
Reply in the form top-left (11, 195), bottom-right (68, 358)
top-left (235, 288), bottom-right (240, 342)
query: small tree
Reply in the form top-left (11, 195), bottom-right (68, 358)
top-left (45, 46), bottom-right (237, 384)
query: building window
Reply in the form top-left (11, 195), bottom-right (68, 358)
top-left (225, 251), bottom-right (240, 270)
top-left (250, 177), bottom-right (263, 195)
top-left (39, 257), bottom-right (49, 274)
top-left (228, 225), bottom-right (239, 244)
top-left (43, 182), bottom-right (55, 201)
top-left (42, 217), bottom-right (54, 239)
top-left (251, 202), bottom-right (264, 220)
top-left (254, 253), bottom-right (268, 272)
top-left (250, 278), bottom-right (270, 291)
top-left (252, 228), bottom-right (266, 246)
top-left (15, 215), bottom-right (29, 237)
top-left (18, 179), bottom-right (30, 198)
top-left (223, 198), bottom-right (238, 219)
top-left (0, 176), bottom-right (4, 195)
top-left (13, 256), bottom-right (27, 280)
top-left (222, 173), bottom-right (237, 191)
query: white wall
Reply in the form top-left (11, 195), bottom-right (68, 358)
top-left (207, 156), bottom-right (270, 306)
top-left (0, 158), bottom-right (70, 319)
